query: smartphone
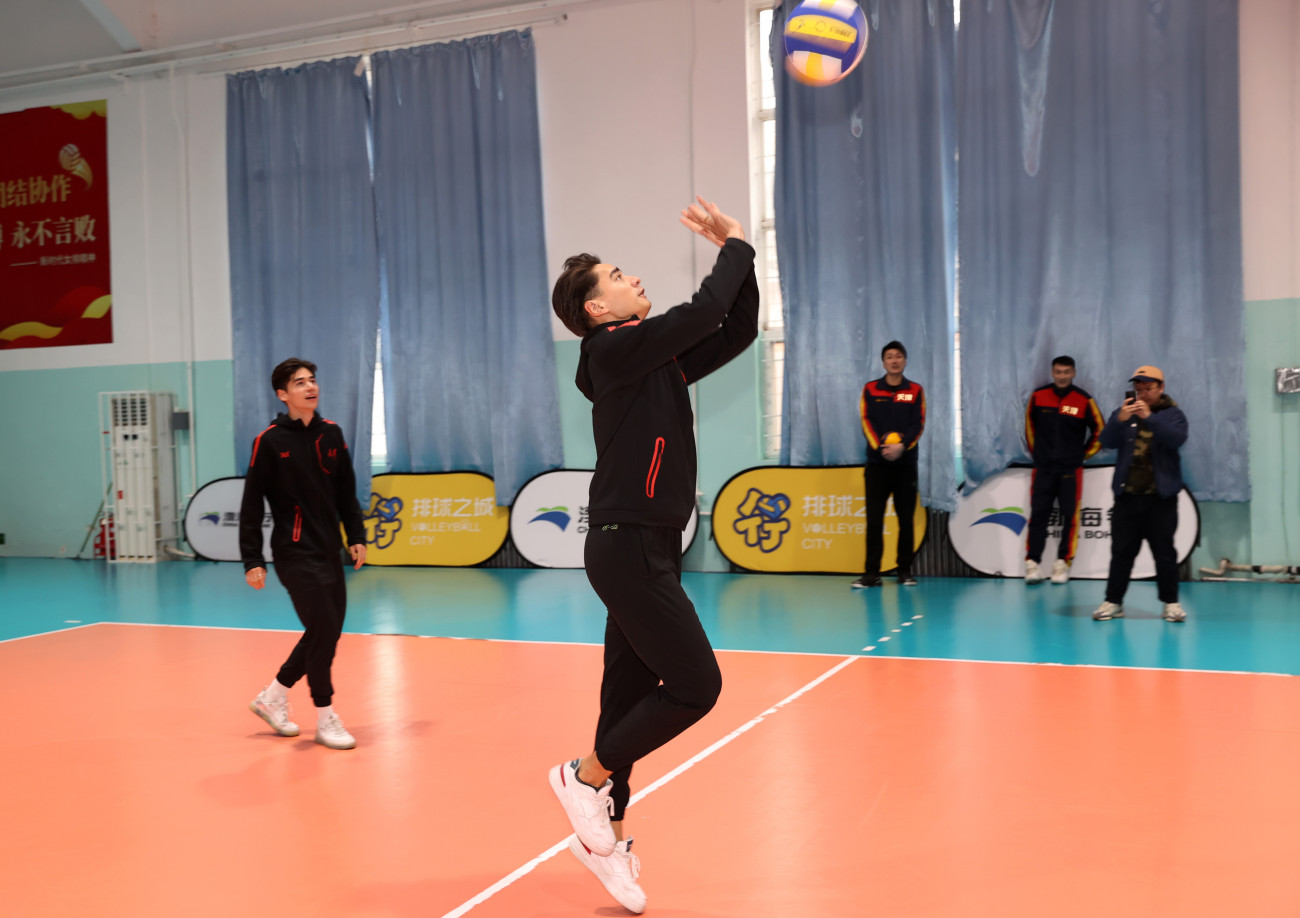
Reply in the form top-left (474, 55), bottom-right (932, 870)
top-left (1125, 389), bottom-right (1136, 403)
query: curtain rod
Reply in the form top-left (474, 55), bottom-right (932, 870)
top-left (0, 0), bottom-right (592, 95)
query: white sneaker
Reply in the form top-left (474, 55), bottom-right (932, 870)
top-left (1050, 559), bottom-right (1071, 584)
top-left (1163, 602), bottom-right (1187, 623)
top-left (249, 691), bottom-right (299, 736)
top-left (568, 835), bottom-right (646, 914)
top-left (549, 759), bottom-right (616, 857)
top-left (1024, 560), bottom-right (1044, 583)
top-left (1092, 601), bottom-right (1123, 621)
top-left (315, 713), bottom-right (356, 750)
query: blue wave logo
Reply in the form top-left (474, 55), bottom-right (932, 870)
top-left (200, 512), bottom-right (220, 525)
top-left (530, 506), bottom-right (571, 531)
top-left (972, 506), bottom-right (1027, 536)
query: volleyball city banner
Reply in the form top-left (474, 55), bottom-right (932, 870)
top-left (0, 100), bottom-right (112, 349)
top-left (509, 469), bottom-right (699, 568)
top-left (184, 472), bottom-right (509, 566)
top-left (711, 465), bottom-right (925, 574)
top-left (948, 466), bottom-right (1200, 579)
top-left (364, 472), bottom-right (508, 566)
top-left (184, 477), bottom-right (272, 562)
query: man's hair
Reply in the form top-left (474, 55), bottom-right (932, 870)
top-left (1052, 355), bottom-right (1076, 369)
top-left (552, 254), bottom-right (603, 337)
top-left (882, 340), bottom-right (907, 360)
top-left (271, 358), bottom-right (317, 394)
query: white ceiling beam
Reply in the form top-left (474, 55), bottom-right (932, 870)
top-left (78, 0), bottom-right (141, 52)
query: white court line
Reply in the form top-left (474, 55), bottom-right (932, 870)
top-left (0, 622), bottom-right (99, 645)
top-left (855, 653), bottom-right (1297, 679)
top-left (38, 623), bottom-right (1291, 678)
top-left (80, 622), bottom-right (860, 658)
top-left (438, 654), bottom-right (862, 918)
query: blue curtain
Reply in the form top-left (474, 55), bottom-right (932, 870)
top-left (371, 31), bottom-right (561, 505)
top-left (227, 59), bottom-right (380, 501)
top-left (957, 0), bottom-right (1246, 501)
top-left (774, 0), bottom-right (958, 511)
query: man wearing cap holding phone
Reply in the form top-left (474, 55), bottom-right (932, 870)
top-left (1092, 366), bottom-right (1189, 623)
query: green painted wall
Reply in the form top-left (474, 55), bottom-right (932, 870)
top-left (0, 360), bottom-right (235, 558)
top-left (1244, 298), bottom-right (1300, 563)
top-left (3, 306), bottom-right (1293, 575)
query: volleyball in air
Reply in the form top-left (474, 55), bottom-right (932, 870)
top-left (783, 0), bottom-right (869, 87)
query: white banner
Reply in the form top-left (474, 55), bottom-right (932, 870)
top-left (949, 466), bottom-right (1198, 579)
top-left (183, 477), bottom-right (271, 563)
top-left (509, 470), bottom-right (698, 568)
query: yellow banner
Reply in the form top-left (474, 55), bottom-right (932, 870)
top-left (785, 15), bottom-right (857, 48)
top-left (712, 466), bottom-right (926, 574)
top-left (363, 472), bottom-right (508, 566)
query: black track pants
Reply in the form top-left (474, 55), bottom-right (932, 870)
top-left (584, 523), bottom-right (723, 821)
top-left (272, 554), bottom-right (347, 707)
top-left (864, 461), bottom-right (918, 577)
top-left (1025, 465), bottom-right (1084, 564)
top-left (1105, 493), bottom-right (1180, 604)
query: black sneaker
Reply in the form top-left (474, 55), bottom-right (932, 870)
top-left (898, 573), bottom-right (918, 586)
top-left (851, 576), bottom-right (882, 589)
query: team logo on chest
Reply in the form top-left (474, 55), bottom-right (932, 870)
top-left (894, 392), bottom-right (914, 403)
top-left (1059, 405), bottom-right (1079, 417)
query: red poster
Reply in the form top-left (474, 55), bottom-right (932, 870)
top-left (0, 101), bottom-right (112, 349)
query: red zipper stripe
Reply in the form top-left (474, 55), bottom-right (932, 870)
top-left (315, 435), bottom-right (330, 474)
top-left (249, 424), bottom-right (276, 467)
top-left (646, 437), bottom-right (665, 498)
top-left (292, 506), bottom-right (302, 542)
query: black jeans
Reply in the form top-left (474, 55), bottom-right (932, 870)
top-left (1105, 493), bottom-right (1180, 604)
top-left (865, 461), bottom-right (918, 577)
top-left (1026, 464), bottom-right (1084, 564)
top-left (273, 553), bottom-right (347, 707)
top-left (584, 523), bottom-right (723, 821)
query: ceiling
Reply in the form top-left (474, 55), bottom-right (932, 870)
top-left (0, 0), bottom-right (552, 88)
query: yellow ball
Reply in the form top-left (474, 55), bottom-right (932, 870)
top-left (884, 432), bottom-right (902, 445)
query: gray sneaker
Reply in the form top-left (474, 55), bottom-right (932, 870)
top-left (315, 713), bottom-right (356, 749)
top-left (1162, 602), bottom-right (1186, 623)
top-left (249, 691), bottom-right (299, 736)
top-left (1092, 601), bottom-right (1123, 621)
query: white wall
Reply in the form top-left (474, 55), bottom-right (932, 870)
top-left (536, 0), bottom-right (753, 339)
top-left (1240, 0), bottom-right (1300, 302)
top-left (0, 0), bottom-right (754, 364)
top-left (0, 73), bottom-right (231, 373)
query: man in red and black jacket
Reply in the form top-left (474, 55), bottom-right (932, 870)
top-left (1023, 355), bottom-right (1103, 584)
top-left (240, 359), bottom-right (367, 751)
top-left (854, 340), bottom-right (926, 588)
top-left (545, 198), bottom-right (758, 913)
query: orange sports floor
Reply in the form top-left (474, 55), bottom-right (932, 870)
top-left (3, 620), bottom-right (1299, 915)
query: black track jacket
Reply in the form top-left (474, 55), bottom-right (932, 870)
top-left (239, 413), bottom-right (365, 571)
top-left (576, 238), bottom-right (759, 530)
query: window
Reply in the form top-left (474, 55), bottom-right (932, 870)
top-left (749, 2), bottom-right (784, 459)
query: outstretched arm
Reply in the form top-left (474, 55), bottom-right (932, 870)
top-left (589, 199), bottom-right (755, 383)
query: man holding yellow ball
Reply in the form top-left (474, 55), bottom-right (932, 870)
top-left (853, 341), bottom-right (926, 588)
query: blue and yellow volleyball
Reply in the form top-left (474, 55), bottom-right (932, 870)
top-left (783, 0), bottom-right (869, 87)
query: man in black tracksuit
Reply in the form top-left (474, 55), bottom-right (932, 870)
top-left (546, 199), bottom-right (757, 913)
top-left (1022, 356), bottom-right (1104, 584)
top-left (854, 340), bottom-right (926, 588)
top-left (240, 358), bottom-right (367, 751)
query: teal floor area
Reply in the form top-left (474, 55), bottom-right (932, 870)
top-left (1, 558), bottom-right (1296, 674)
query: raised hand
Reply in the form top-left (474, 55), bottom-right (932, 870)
top-left (680, 196), bottom-right (745, 248)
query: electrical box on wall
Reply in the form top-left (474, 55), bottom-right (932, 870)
top-left (1277, 367), bottom-right (1300, 395)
